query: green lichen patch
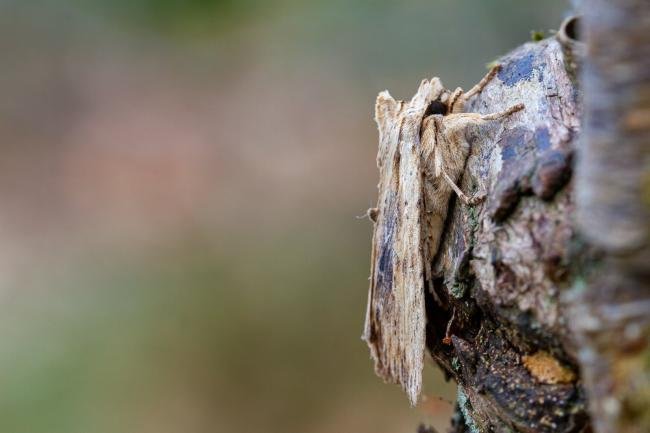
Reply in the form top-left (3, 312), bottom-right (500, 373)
top-left (450, 280), bottom-right (468, 299)
top-left (531, 30), bottom-right (546, 42)
top-left (457, 388), bottom-right (481, 433)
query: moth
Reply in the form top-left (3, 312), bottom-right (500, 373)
top-left (362, 65), bottom-right (523, 405)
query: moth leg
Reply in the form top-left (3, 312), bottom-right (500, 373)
top-left (434, 145), bottom-right (444, 178)
top-left (420, 116), bottom-right (437, 160)
top-left (442, 307), bottom-right (456, 345)
top-left (464, 64), bottom-right (501, 99)
top-left (447, 104), bottom-right (523, 131)
top-left (447, 87), bottom-right (465, 114)
top-left (480, 103), bottom-right (525, 121)
top-left (441, 169), bottom-right (484, 205)
top-left (444, 103), bottom-right (523, 136)
top-left (450, 65), bottom-right (502, 114)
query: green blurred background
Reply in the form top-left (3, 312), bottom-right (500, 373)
top-left (0, 1), bottom-right (567, 432)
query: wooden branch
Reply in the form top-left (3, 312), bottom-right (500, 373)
top-left (423, 28), bottom-right (589, 433)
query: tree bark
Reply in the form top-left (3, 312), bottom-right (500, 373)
top-left (424, 26), bottom-right (588, 433)
top-left (409, 5), bottom-right (650, 432)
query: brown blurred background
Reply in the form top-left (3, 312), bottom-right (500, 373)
top-left (0, 1), bottom-right (567, 432)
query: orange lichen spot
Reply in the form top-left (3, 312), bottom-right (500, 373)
top-left (522, 351), bottom-right (576, 384)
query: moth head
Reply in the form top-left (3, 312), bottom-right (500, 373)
top-left (424, 98), bottom-right (448, 117)
top-left (424, 89), bottom-right (454, 117)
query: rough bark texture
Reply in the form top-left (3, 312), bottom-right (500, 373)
top-left (423, 30), bottom-right (589, 433)
top-left (571, 1), bottom-right (650, 433)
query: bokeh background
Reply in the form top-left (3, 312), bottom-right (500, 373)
top-left (0, 1), bottom-right (568, 432)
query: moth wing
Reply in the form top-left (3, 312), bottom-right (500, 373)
top-left (363, 92), bottom-right (402, 361)
top-left (364, 78), bottom-right (444, 405)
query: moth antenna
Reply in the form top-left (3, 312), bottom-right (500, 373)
top-left (356, 207), bottom-right (378, 222)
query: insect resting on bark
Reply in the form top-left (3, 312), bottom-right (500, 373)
top-left (362, 65), bottom-right (524, 405)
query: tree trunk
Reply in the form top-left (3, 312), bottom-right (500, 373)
top-left (410, 5), bottom-right (648, 432)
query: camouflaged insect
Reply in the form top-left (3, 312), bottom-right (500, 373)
top-left (362, 66), bottom-right (523, 405)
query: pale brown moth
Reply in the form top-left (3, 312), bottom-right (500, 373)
top-left (362, 65), bottom-right (523, 405)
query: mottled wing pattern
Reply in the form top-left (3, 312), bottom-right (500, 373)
top-left (363, 78), bottom-right (444, 405)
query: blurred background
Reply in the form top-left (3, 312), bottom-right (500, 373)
top-left (0, 1), bottom-right (568, 432)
